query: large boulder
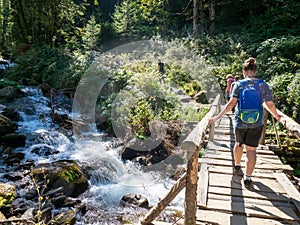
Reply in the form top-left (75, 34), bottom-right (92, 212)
top-left (0, 183), bottom-right (17, 209)
top-left (0, 133), bottom-right (26, 148)
top-left (30, 160), bottom-right (88, 197)
top-left (0, 114), bottom-right (18, 136)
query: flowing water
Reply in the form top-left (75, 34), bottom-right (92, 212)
top-left (10, 86), bottom-right (184, 224)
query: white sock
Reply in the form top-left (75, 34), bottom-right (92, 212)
top-left (244, 175), bottom-right (251, 181)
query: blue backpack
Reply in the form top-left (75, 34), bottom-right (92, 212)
top-left (238, 79), bottom-right (263, 124)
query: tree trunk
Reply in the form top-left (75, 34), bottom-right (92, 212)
top-left (0, 0), bottom-right (5, 49)
top-left (209, 0), bottom-right (216, 36)
top-left (193, 0), bottom-right (198, 38)
top-left (50, 1), bottom-right (58, 47)
top-left (199, 0), bottom-right (205, 33)
top-left (12, 0), bottom-right (27, 41)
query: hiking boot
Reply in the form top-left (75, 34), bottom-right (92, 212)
top-left (234, 165), bottom-right (243, 175)
top-left (243, 177), bottom-right (252, 189)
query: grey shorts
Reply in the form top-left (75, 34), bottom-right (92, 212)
top-left (235, 126), bottom-right (264, 147)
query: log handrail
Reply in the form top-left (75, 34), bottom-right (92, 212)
top-left (260, 108), bottom-right (300, 146)
top-left (140, 94), bottom-right (221, 225)
top-left (277, 109), bottom-right (300, 140)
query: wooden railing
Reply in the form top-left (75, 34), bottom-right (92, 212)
top-left (140, 94), bottom-right (221, 225)
top-left (260, 107), bottom-right (300, 146)
top-left (277, 110), bottom-right (300, 140)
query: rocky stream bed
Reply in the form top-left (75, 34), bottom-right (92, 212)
top-left (0, 85), bottom-right (189, 225)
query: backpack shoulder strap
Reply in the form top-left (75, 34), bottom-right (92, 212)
top-left (238, 79), bottom-right (248, 88)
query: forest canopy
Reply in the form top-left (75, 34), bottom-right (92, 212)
top-left (0, 0), bottom-right (299, 122)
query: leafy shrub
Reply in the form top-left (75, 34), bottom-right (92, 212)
top-left (244, 2), bottom-right (300, 45)
top-left (177, 106), bottom-right (209, 122)
top-left (0, 78), bottom-right (19, 89)
top-left (256, 36), bottom-right (300, 80)
top-left (6, 46), bottom-right (86, 89)
top-left (268, 73), bottom-right (294, 115)
top-left (111, 72), bottom-right (180, 138)
top-left (287, 71), bottom-right (300, 121)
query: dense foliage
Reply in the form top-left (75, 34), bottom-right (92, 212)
top-left (0, 0), bottom-right (299, 124)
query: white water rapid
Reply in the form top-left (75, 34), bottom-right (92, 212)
top-left (12, 86), bottom-right (184, 224)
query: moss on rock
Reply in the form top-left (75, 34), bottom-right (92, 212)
top-left (31, 160), bottom-right (88, 197)
top-left (0, 183), bottom-right (17, 208)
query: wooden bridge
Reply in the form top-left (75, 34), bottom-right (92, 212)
top-left (140, 94), bottom-right (300, 225)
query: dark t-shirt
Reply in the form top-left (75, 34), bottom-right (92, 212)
top-left (231, 78), bottom-right (273, 128)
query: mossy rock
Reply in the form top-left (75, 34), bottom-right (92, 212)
top-left (49, 209), bottom-right (76, 225)
top-left (0, 183), bottom-right (17, 208)
top-left (31, 160), bottom-right (88, 197)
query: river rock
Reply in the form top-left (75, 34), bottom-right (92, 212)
top-left (51, 195), bottom-right (66, 207)
top-left (3, 172), bottom-right (24, 181)
top-left (0, 114), bottom-right (18, 136)
top-left (120, 194), bottom-right (149, 208)
top-left (49, 209), bottom-right (76, 225)
top-left (39, 83), bottom-right (51, 96)
top-left (0, 86), bottom-right (23, 101)
top-left (0, 183), bottom-right (17, 208)
top-left (1, 107), bottom-right (21, 121)
top-left (30, 160), bottom-right (88, 197)
top-left (0, 211), bottom-right (6, 220)
top-left (30, 145), bottom-right (59, 156)
top-left (0, 133), bottom-right (26, 148)
top-left (9, 198), bottom-right (28, 217)
top-left (33, 206), bottom-right (52, 224)
top-left (194, 90), bottom-right (208, 104)
top-left (3, 150), bottom-right (25, 166)
top-left (21, 208), bottom-right (35, 220)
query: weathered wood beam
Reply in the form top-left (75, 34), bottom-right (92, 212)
top-left (184, 148), bottom-right (199, 225)
top-left (277, 110), bottom-right (300, 140)
top-left (140, 173), bottom-right (187, 225)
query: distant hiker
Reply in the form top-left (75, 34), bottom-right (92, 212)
top-left (225, 74), bottom-right (234, 102)
top-left (209, 57), bottom-right (282, 189)
top-left (158, 60), bottom-right (165, 74)
top-left (230, 75), bottom-right (240, 112)
top-left (230, 75), bottom-right (240, 96)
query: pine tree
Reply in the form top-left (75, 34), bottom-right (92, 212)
top-left (82, 15), bottom-right (101, 51)
top-left (112, 0), bottom-right (141, 37)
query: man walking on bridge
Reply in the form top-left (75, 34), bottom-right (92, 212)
top-left (209, 57), bottom-right (282, 189)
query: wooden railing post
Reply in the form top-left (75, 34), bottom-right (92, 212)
top-left (184, 148), bottom-right (199, 225)
top-left (208, 94), bottom-right (221, 141)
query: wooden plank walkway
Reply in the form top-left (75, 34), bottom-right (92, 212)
top-left (196, 114), bottom-right (300, 225)
top-left (152, 114), bottom-right (300, 225)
